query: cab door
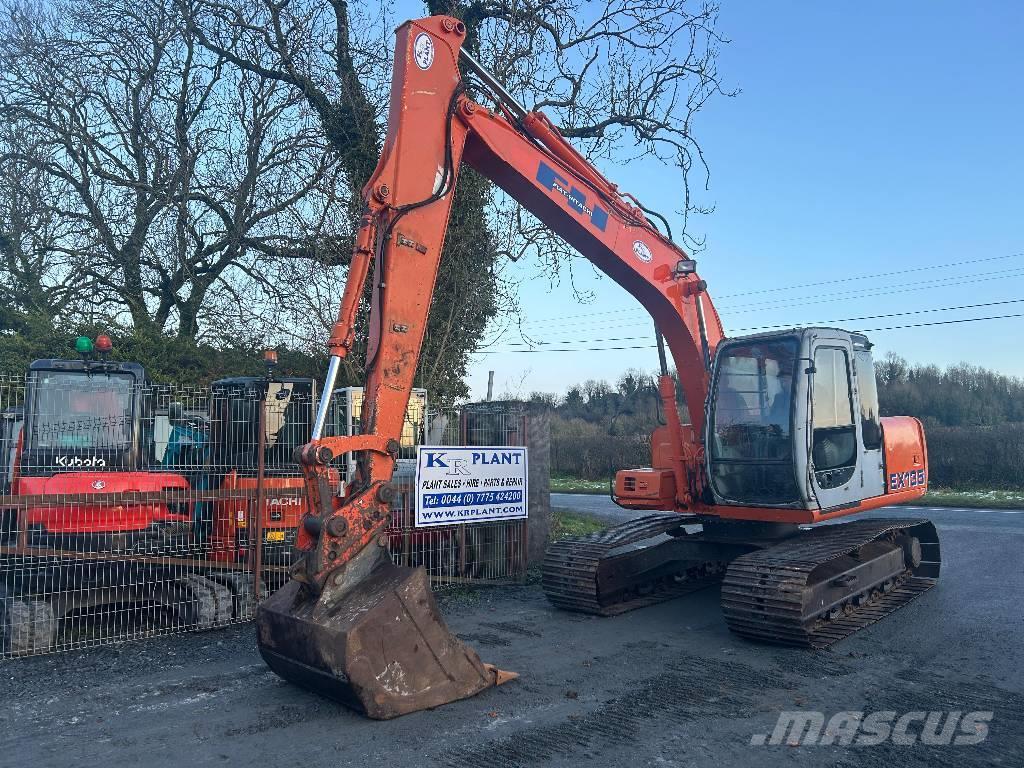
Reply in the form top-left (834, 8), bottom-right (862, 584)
top-left (852, 344), bottom-right (886, 499)
top-left (808, 336), bottom-right (862, 510)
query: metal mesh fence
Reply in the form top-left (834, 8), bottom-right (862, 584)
top-left (344, 393), bottom-right (529, 587)
top-left (0, 370), bottom-right (527, 658)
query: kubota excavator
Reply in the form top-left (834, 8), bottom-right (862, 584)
top-left (257, 16), bottom-right (940, 719)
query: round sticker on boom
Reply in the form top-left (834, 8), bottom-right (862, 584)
top-left (413, 33), bottom-right (435, 70)
top-left (632, 240), bottom-right (654, 263)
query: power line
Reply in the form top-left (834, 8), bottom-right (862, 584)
top-left (725, 267), bottom-right (1024, 311)
top-left (859, 312), bottom-right (1024, 333)
top-left (508, 252), bottom-right (1024, 329)
top-left (718, 252), bottom-right (1024, 299)
top-left (478, 342), bottom-right (658, 354)
top-left (473, 311), bottom-right (1024, 354)
top-left (494, 264), bottom-right (1024, 337)
top-left (732, 298), bottom-right (1024, 334)
top-left (487, 298), bottom-right (1024, 350)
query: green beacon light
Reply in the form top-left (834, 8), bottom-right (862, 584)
top-left (75, 335), bottom-right (94, 355)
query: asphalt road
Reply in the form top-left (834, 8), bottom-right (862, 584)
top-left (1, 499), bottom-right (1021, 768)
top-left (553, 491), bottom-right (1024, 525)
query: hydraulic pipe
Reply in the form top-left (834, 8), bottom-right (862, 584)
top-left (458, 49), bottom-right (527, 121)
top-left (695, 295), bottom-right (712, 372)
top-left (655, 325), bottom-right (669, 377)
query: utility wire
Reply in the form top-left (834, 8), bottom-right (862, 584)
top-left (507, 252), bottom-right (1024, 329)
top-left (473, 311), bottom-right (1024, 354)
top-left (859, 312), bottom-right (1024, 333)
top-left (487, 297), bottom-right (1024, 350)
top-left (499, 264), bottom-right (1024, 339)
top-left (718, 252), bottom-right (1024, 299)
top-left (481, 268), bottom-right (1024, 346)
top-left (725, 266), bottom-right (1024, 311)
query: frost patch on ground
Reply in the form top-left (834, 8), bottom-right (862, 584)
top-left (923, 487), bottom-right (1024, 507)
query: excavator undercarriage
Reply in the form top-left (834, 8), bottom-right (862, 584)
top-left (544, 514), bottom-right (940, 648)
top-left (721, 518), bottom-right (940, 647)
top-left (542, 514), bottom-right (743, 616)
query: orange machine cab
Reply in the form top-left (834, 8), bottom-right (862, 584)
top-left (14, 359), bottom-right (192, 549)
top-left (207, 377), bottom-right (318, 564)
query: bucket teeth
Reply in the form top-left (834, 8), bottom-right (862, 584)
top-left (257, 550), bottom-right (503, 719)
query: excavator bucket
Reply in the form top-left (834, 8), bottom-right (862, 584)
top-left (256, 547), bottom-right (512, 719)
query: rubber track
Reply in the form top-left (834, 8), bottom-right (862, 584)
top-left (542, 513), bottom-right (722, 616)
top-left (721, 518), bottom-right (940, 648)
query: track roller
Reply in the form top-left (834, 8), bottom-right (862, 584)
top-left (721, 518), bottom-right (940, 648)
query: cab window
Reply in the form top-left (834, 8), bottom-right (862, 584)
top-left (708, 338), bottom-right (800, 504)
top-left (812, 347), bottom-right (856, 486)
top-left (854, 350), bottom-right (882, 450)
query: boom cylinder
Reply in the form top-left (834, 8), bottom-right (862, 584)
top-left (695, 295), bottom-right (712, 372)
top-left (459, 49), bottom-right (527, 120)
top-left (655, 325), bottom-right (669, 377)
top-left (311, 355), bottom-right (341, 440)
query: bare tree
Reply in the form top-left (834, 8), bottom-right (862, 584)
top-left (0, 0), bottom-right (345, 340)
top-left (0, 123), bottom-right (85, 332)
top-left (1, 0), bottom-right (731, 398)
top-left (179, 0), bottom-right (730, 398)
top-left (433, 0), bottom-right (733, 247)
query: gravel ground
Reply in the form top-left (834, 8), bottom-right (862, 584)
top-left (1, 503), bottom-right (1021, 768)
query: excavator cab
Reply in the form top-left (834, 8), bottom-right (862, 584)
top-left (706, 328), bottom-right (918, 514)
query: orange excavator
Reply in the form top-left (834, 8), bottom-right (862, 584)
top-left (257, 16), bottom-right (940, 719)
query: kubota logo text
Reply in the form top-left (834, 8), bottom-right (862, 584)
top-left (55, 456), bottom-right (107, 468)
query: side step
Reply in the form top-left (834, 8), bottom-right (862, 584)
top-left (720, 518), bottom-right (940, 648)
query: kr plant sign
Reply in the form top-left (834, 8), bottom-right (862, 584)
top-left (414, 446), bottom-right (528, 527)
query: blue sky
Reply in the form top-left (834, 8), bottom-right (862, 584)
top-left (404, 3), bottom-right (1024, 398)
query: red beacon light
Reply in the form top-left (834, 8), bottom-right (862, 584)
top-left (95, 333), bottom-right (113, 354)
top-left (263, 348), bottom-right (279, 369)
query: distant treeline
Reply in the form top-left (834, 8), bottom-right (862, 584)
top-left (537, 355), bottom-right (1024, 489)
top-left (875, 353), bottom-right (1024, 427)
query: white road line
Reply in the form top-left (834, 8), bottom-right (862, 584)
top-left (904, 505), bottom-right (1024, 514)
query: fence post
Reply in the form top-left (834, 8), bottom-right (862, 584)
top-left (457, 408), bottom-right (467, 575)
top-left (251, 390), bottom-right (267, 600)
top-left (525, 404), bottom-right (551, 567)
top-left (518, 411), bottom-right (529, 581)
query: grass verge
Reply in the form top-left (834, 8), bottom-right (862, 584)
top-left (551, 508), bottom-right (607, 540)
top-left (550, 475), bottom-right (608, 494)
top-left (915, 487), bottom-right (1024, 510)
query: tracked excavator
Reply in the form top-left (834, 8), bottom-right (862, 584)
top-left (257, 16), bottom-right (940, 719)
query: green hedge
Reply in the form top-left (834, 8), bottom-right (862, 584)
top-left (0, 324), bottom-right (325, 385)
top-left (925, 424), bottom-right (1024, 489)
top-left (552, 424), bottom-right (1024, 489)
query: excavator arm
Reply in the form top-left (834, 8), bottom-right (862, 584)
top-left (290, 16), bottom-right (721, 593)
top-left (258, 15), bottom-right (721, 718)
